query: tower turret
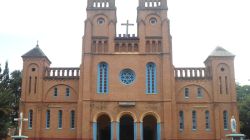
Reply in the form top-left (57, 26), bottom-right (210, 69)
top-left (21, 44), bottom-right (51, 102)
top-left (137, 0), bottom-right (171, 54)
top-left (83, 0), bottom-right (117, 54)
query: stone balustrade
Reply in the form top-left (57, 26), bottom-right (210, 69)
top-left (45, 67), bottom-right (80, 79)
top-left (174, 67), bottom-right (210, 80)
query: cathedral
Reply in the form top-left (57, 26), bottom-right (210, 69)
top-left (20, 0), bottom-right (239, 139)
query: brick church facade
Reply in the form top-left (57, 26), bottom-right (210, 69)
top-left (20, 0), bottom-right (239, 139)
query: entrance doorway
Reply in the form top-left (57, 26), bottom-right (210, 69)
top-left (143, 115), bottom-right (157, 140)
top-left (120, 115), bottom-right (134, 140)
top-left (97, 114), bottom-right (111, 140)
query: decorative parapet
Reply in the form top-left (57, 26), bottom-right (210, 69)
top-left (45, 67), bottom-right (80, 79)
top-left (114, 34), bottom-right (139, 52)
top-left (174, 67), bottom-right (211, 80)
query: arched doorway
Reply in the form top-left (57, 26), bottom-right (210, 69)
top-left (143, 115), bottom-right (157, 140)
top-left (97, 114), bottom-right (111, 140)
top-left (120, 115), bottom-right (134, 140)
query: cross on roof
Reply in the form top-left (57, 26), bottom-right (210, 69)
top-left (14, 112), bottom-right (28, 136)
top-left (121, 20), bottom-right (134, 37)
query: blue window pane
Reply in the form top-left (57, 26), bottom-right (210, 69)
top-left (97, 62), bottom-right (109, 94)
top-left (146, 63), bottom-right (157, 94)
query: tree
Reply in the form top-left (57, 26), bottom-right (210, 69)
top-left (9, 70), bottom-right (22, 127)
top-left (0, 62), bottom-right (22, 138)
top-left (0, 62), bottom-right (12, 138)
top-left (237, 84), bottom-right (250, 138)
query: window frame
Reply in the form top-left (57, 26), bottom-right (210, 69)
top-left (179, 111), bottom-right (184, 131)
top-left (184, 88), bottom-right (189, 98)
top-left (66, 87), bottom-right (70, 97)
top-left (192, 110), bottom-right (197, 130)
top-left (28, 110), bottom-right (33, 129)
top-left (205, 110), bottom-right (211, 130)
top-left (70, 110), bottom-right (75, 129)
top-left (223, 110), bottom-right (229, 130)
top-left (97, 62), bottom-right (109, 94)
top-left (146, 62), bottom-right (157, 94)
top-left (46, 110), bottom-right (50, 129)
top-left (58, 110), bottom-right (63, 129)
top-left (54, 87), bottom-right (58, 96)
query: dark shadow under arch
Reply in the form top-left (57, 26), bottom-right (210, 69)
top-left (143, 115), bottom-right (157, 140)
top-left (97, 114), bottom-right (111, 140)
top-left (120, 115), bottom-right (134, 140)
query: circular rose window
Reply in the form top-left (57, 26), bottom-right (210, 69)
top-left (120, 69), bottom-right (136, 85)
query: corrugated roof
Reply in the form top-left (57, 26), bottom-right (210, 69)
top-left (209, 46), bottom-right (235, 57)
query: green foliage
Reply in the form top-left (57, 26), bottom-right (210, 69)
top-left (237, 84), bottom-right (250, 138)
top-left (0, 62), bottom-right (22, 138)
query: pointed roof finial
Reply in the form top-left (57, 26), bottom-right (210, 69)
top-left (36, 40), bottom-right (39, 47)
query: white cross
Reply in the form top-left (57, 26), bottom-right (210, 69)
top-left (121, 20), bottom-right (134, 37)
top-left (14, 112), bottom-right (28, 136)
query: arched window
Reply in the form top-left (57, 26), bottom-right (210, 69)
top-left (28, 110), bottom-right (33, 129)
top-left (58, 110), bottom-right (63, 129)
top-left (66, 87), bottom-right (70, 97)
top-left (184, 88), bottom-right (189, 98)
top-left (205, 110), bottom-right (210, 130)
top-left (46, 110), bottom-right (50, 129)
top-left (54, 87), bottom-right (58, 96)
top-left (70, 110), bottom-right (75, 129)
top-left (179, 111), bottom-right (184, 130)
top-left (192, 110), bottom-right (197, 130)
top-left (146, 63), bottom-right (157, 94)
top-left (223, 110), bottom-right (229, 130)
top-left (97, 62), bottom-right (109, 94)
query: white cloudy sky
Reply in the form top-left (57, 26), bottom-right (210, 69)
top-left (0, 0), bottom-right (250, 84)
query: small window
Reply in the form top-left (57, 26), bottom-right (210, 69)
top-left (179, 111), bottom-right (184, 130)
top-left (66, 87), bottom-right (70, 97)
top-left (54, 87), bottom-right (58, 96)
top-left (192, 110), bottom-right (197, 130)
top-left (46, 110), bottom-right (50, 129)
top-left (223, 110), bottom-right (229, 130)
top-left (28, 110), bottom-right (33, 129)
top-left (149, 17), bottom-right (157, 24)
top-left (70, 110), bottom-right (75, 129)
top-left (58, 110), bottom-right (63, 129)
top-left (32, 68), bottom-right (36, 72)
top-left (197, 87), bottom-right (203, 98)
top-left (97, 18), bottom-right (105, 25)
top-left (205, 110), bottom-right (210, 130)
top-left (184, 88), bottom-right (189, 98)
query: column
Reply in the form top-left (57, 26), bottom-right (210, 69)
top-left (134, 122), bottom-right (137, 140)
top-left (157, 123), bottom-right (161, 140)
top-left (140, 122), bottom-right (143, 140)
top-left (93, 122), bottom-right (97, 140)
top-left (116, 122), bottom-right (120, 140)
top-left (111, 122), bottom-right (114, 140)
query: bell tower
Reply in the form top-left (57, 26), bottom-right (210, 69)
top-left (137, 0), bottom-right (171, 54)
top-left (82, 0), bottom-right (117, 55)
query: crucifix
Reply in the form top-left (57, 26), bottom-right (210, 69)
top-left (14, 112), bottom-right (28, 136)
top-left (121, 20), bottom-right (134, 37)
